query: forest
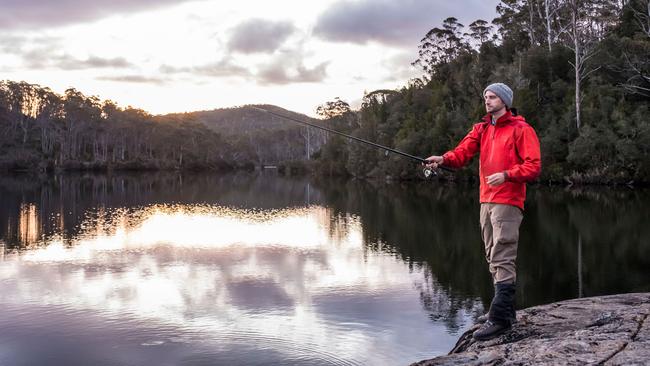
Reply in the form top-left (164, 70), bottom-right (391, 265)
top-left (1, 0), bottom-right (648, 184)
top-left (0, 86), bottom-right (322, 173)
top-left (313, 0), bottom-right (650, 184)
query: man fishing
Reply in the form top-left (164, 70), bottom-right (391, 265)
top-left (425, 83), bottom-right (541, 341)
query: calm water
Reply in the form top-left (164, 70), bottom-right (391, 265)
top-left (0, 172), bottom-right (648, 366)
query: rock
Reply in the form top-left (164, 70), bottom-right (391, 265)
top-left (411, 293), bottom-right (650, 366)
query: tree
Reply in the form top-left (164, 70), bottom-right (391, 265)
top-left (4, 82), bottom-right (40, 145)
top-left (34, 88), bottom-right (63, 158)
top-left (467, 19), bottom-right (494, 48)
top-left (630, 0), bottom-right (650, 37)
top-left (316, 97), bottom-right (351, 119)
top-left (605, 0), bottom-right (650, 97)
top-left (494, 0), bottom-right (535, 47)
top-left (557, 0), bottom-right (620, 130)
top-left (62, 88), bottom-right (102, 161)
top-left (539, 0), bottom-right (569, 51)
top-left (413, 17), bottom-right (469, 76)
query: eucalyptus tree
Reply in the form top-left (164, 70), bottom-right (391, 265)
top-left (316, 97), bottom-right (352, 119)
top-left (631, 0), bottom-right (650, 36)
top-left (467, 20), bottom-right (494, 48)
top-left (413, 17), bottom-right (469, 77)
top-left (62, 88), bottom-right (102, 161)
top-left (494, 0), bottom-right (538, 47)
top-left (34, 87), bottom-right (63, 158)
top-left (556, 0), bottom-right (620, 130)
top-left (621, 0), bottom-right (650, 96)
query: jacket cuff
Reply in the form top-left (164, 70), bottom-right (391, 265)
top-left (442, 152), bottom-right (453, 166)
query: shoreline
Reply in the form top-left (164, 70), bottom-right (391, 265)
top-left (411, 293), bottom-right (650, 365)
top-left (1, 167), bottom-right (648, 188)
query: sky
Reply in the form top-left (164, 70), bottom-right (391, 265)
top-left (0, 0), bottom-right (499, 116)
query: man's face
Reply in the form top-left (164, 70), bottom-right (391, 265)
top-left (484, 90), bottom-right (505, 114)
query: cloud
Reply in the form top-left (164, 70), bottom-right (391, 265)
top-left (380, 52), bottom-right (421, 82)
top-left (0, 0), bottom-right (196, 30)
top-left (0, 34), bottom-right (61, 56)
top-left (160, 52), bottom-right (326, 85)
top-left (192, 61), bottom-right (251, 78)
top-left (56, 55), bottom-right (133, 70)
top-left (20, 50), bottom-right (133, 70)
top-left (159, 50), bottom-right (327, 85)
top-left (227, 19), bottom-right (296, 54)
top-left (313, 0), bottom-right (498, 46)
top-left (256, 49), bottom-right (329, 85)
top-left (257, 61), bottom-right (328, 85)
top-left (0, 34), bottom-right (28, 53)
top-left (159, 65), bottom-right (188, 74)
top-left (96, 75), bottom-right (167, 85)
top-left (159, 58), bottom-right (251, 78)
top-left (0, 34), bottom-right (133, 71)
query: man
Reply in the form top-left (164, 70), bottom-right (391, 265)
top-left (425, 83), bottom-right (541, 341)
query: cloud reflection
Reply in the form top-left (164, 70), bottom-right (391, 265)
top-left (0, 204), bottom-right (466, 364)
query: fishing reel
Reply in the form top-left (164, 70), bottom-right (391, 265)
top-left (421, 159), bottom-right (450, 179)
top-left (422, 160), bottom-right (450, 179)
top-left (423, 166), bottom-right (437, 179)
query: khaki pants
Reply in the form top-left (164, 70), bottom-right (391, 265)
top-left (480, 203), bottom-right (523, 284)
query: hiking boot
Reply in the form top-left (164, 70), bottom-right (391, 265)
top-left (490, 283), bottom-right (516, 323)
top-left (474, 282), bottom-right (517, 339)
top-left (477, 282), bottom-right (518, 325)
top-left (477, 312), bottom-right (516, 324)
top-left (473, 320), bottom-right (511, 341)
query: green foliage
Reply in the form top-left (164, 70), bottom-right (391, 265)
top-left (314, 1), bottom-right (650, 184)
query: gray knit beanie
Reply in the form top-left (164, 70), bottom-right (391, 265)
top-left (483, 83), bottom-right (513, 108)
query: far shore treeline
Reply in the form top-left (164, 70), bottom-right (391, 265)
top-left (1, 1), bottom-right (648, 185)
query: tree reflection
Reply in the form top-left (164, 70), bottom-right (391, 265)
top-left (314, 179), bottom-right (490, 325)
top-left (314, 179), bottom-right (650, 316)
top-left (0, 172), bottom-right (324, 250)
top-left (0, 172), bottom-right (649, 332)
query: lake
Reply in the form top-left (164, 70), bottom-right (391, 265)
top-left (0, 172), bottom-right (648, 365)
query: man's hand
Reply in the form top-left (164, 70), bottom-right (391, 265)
top-left (486, 172), bottom-right (506, 186)
top-left (424, 155), bottom-right (444, 169)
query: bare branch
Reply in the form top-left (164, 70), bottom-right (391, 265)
top-left (580, 66), bottom-right (602, 81)
top-left (630, 0), bottom-right (650, 37)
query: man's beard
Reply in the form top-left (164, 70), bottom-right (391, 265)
top-left (487, 104), bottom-right (505, 114)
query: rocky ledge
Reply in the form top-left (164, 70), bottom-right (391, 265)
top-left (412, 293), bottom-right (650, 365)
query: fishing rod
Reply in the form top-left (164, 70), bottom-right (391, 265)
top-left (251, 106), bottom-right (452, 177)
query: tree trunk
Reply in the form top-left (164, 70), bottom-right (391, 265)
top-left (21, 122), bottom-right (28, 145)
top-left (528, 0), bottom-right (537, 45)
top-left (306, 127), bottom-right (311, 160)
top-left (575, 55), bottom-right (581, 131)
top-left (573, 6), bottom-right (581, 131)
top-left (545, 0), bottom-right (553, 52)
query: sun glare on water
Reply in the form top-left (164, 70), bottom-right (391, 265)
top-left (17, 205), bottom-right (361, 263)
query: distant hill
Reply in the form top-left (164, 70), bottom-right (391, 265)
top-left (164, 105), bottom-right (327, 166)
top-left (179, 104), bottom-right (319, 137)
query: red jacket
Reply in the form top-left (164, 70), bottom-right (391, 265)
top-left (442, 111), bottom-right (541, 210)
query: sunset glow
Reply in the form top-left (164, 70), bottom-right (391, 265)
top-left (0, 0), bottom-right (498, 116)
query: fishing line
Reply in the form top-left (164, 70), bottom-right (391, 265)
top-left (251, 106), bottom-right (452, 177)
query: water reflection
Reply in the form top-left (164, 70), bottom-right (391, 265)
top-left (313, 180), bottom-right (650, 308)
top-left (0, 173), bottom-right (649, 365)
top-left (0, 183), bottom-right (468, 365)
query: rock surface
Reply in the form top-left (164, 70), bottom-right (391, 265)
top-left (412, 293), bottom-right (650, 366)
